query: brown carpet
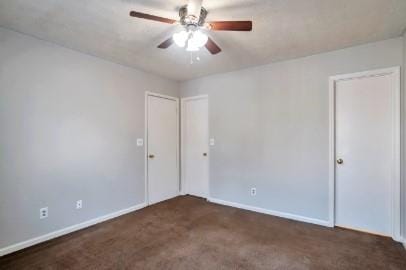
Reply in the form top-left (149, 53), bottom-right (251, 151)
top-left (1, 196), bottom-right (405, 270)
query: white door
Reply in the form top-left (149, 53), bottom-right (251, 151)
top-left (147, 94), bottom-right (179, 205)
top-left (182, 96), bottom-right (209, 198)
top-left (334, 72), bottom-right (396, 236)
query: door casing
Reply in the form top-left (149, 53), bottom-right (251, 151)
top-left (328, 67), bottom-right (401, 241)
top-left (145, 91), bottom-right (180, 205)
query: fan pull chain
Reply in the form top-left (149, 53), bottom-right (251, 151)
top-left (190, 51), bottom-right (201, 65)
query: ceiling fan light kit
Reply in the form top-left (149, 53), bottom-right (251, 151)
top-left (173, 28), bottom-right (208, 52)
top-left (129, 0), bottom-right (252, 57)
top-left (173, 5), bottom-right (209, 52)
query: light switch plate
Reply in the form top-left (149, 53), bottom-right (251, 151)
top-left (137, 138), bottom-right (144, 146)
top-left (209, 138), bottom-right (215, 146)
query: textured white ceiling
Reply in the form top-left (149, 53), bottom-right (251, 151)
top-left (0, 0), bottom-right (405, 81)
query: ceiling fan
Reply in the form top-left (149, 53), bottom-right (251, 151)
top-left (129, 0), bottom-right (252, 55)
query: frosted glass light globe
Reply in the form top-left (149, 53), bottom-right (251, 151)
top-left (173, 31), bottom-right (188, 47)
top-left (186, 40), bottom-right (199, 52)
top-left (190, 31), bottom-right (208, 48)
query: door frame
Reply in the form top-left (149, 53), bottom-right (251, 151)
top-left (328, 67), bottom-right (401, 241)
top-left (145, 91), bottom-right (180, 205)
top-left (180, 95), bottom-right (210, 197)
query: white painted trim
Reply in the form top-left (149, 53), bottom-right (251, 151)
top-left (180, 95), bottom-right (210, 198)
top-left (181, 95), bottom-right (209, 101)
top-left (0, 202), bottom-right (147, 257)
top-left (328, 67), bottom-right (401, 241)
top-left (146, 91), bottom-right (180, 102)
top-left (145, 91), bottom-right (180, 205)
top-left (144, 92), bottom-right (149, 205)
top-left (328, 76), bottom-right (336, 228)
top-left (208, 197), bottom-right (330, 227)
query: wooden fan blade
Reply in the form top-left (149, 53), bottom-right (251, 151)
top-left (157, 37), bottom-right (174, 49)
top-left (205, 37), bottom-right (221, 55)
top-left (208, 21), bottom-right (252, 31)
top-left (129, 11), bottom-right (176, 24)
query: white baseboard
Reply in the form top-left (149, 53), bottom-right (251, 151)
top-left (0, 202), bottom-right (147, 257)
top-left (207, 197), bottom-right (330, 227)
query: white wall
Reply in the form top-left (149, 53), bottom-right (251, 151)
top-left (1, 26), bottom-right (404, 253)
top-left (0, 27), bottom-right (179, 250)
top-left (181, 38), bottom-right (404, 226)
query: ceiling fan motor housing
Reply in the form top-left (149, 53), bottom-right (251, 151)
top-left (179, 5), bottom-right (208, 27)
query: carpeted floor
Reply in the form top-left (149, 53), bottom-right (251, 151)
top-left (1, 196), bottom-right (405, 270)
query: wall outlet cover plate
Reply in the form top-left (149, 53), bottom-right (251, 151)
top-left (137, 138), bottom-right (144, 146)
top-left (40, 207), bottom-right (48, 219)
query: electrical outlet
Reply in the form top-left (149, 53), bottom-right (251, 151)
top-left (209, 138), bottom-right (215, 146)
top-left (40, 207), bottom-right (48, 219)
top-left (251, 188), bottom-right (257, 196)
top-left (76, 200), bottom-right (83, 209)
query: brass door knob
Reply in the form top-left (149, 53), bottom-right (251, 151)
top-left (336, 158), bottom-right (343, 164)
top-left (203, 153), bottom-right (207, 156)
top-left (148, 154), bottom-right (155, 159)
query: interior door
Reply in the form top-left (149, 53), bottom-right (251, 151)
top-left (182, 97), bottom-right (209, 198)
top-left (147, 94), bottom-right (179, 205)
top-left (335, 74), bottom-right (393, 236)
